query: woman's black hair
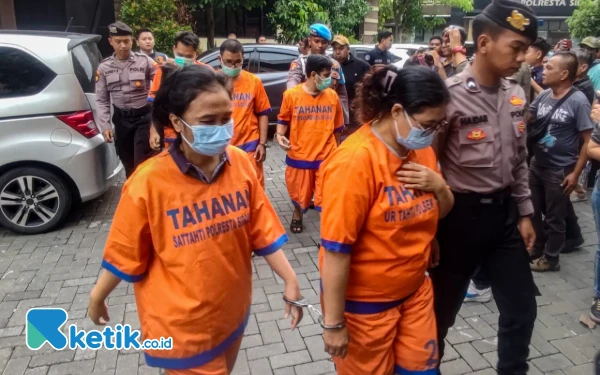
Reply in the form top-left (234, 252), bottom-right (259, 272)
top-left (354, 65), bottom-right (450, 123)
top-left (305, 54), bottom-right (332, 78)
top-left (152, 64), bottom-right (229, 137)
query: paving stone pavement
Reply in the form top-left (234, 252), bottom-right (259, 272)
top-left (0, 142), bottom-right (598, 375)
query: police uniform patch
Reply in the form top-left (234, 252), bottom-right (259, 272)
top-left (364, 54), bottom-right (370, 61)
top-left (95, 70), bottom-right (99, 82)
top-left (518, 121), bottom-right (525, 133)
top-left (290, 61), bottom-right (298, 70)
top-left (135, 81), bottom-right (142, 87)
top-left (509, 96), bottom-right (524, 106)
top-left (467, 129), bottom-right (487, 141)
top-left (506, 10), bottom-right (529, 32)
top-left (157, 56), bottom-right (164, 63)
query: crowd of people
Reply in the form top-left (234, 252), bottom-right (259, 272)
top-left (87, 0), bottom-right (600, 374)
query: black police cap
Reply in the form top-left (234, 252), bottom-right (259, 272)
top-left (108, 21), bottom-right (133, 36)
top-left (481, 0), bottom-right (538, 42)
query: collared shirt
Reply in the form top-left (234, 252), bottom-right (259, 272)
top-left (168, 138), bottom-right (230, 184)
top-left (95, 52), bottom-right (157, 132)
top-left (364, 46), bottom-right (392, 66)
top-left (434, 62), bottom-right (533, 216)
top-left (287, 54), bottom-right (349, 125)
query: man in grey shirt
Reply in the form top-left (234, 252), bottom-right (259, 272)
top-left (529, 51), bottom-right (594, 272)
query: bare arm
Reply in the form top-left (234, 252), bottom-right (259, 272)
top-left (258, 115), bottom-right (269, 144)
top-left (574, 131), bottom-right (592, 177)
top-left (321, 251), bottom-right (350, 326)
top-left (588, 137), bottom-right (600, 161)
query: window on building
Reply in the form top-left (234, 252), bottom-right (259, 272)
top-left (0, 47), bottom-right (56, 99)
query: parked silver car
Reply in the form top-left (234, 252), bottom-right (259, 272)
top-left (0, 31), bottom-right (122, 235)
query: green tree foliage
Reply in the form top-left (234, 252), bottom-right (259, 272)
top-left (121, 0), bottom-right (194, 54)
top-left (379, 0), bottom-right (473, 41)
top-left (566, 0), bottom-right (600, 39)
top-left (268, 0), bottom-right (370, 44)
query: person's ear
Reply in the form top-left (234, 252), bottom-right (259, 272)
top-left (170, 114), bottom-right (184, 133)
top-left (391, 103), bottom-right (404, 119)
top-left (581, 63), bottom-right (589, 73)
top-left (560, 70), bottom-right (569, 81)
top-left (478, 35), bottom-right (489, 54)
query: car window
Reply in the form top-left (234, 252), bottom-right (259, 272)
top-left (0, 47), bottom-right (56, 99)
top-left (257, 50), bottom-right (297, 72)
top-left (71, 42), bottom-right (103, 93)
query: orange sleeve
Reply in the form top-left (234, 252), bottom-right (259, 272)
top-left (254, 78), bottom-right (272, 116)
top-left (319, 151), bottom-right (372, 253)
top-left (248, 168), bottom-right (288, 256)
top-left (333, 94), bottom-right (344, 133)
top-left (148, 66), bottom-right (163, 102)
top-left (101, 183), bottom-right (151, 282)
top-left (277, 90), bottom-right (292, 126)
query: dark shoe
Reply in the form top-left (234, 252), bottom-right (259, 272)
top-left (591, 297), bottom-right (600, 324)
top-left (563, 236), bottom-right (585, 254)
top-left (529, 248), bottom-right (543, 261)
top-left (531, 256), bottom-right (560, 272)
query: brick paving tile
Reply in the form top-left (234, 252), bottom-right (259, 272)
top-left (0, 144), bottom-right (597, 374)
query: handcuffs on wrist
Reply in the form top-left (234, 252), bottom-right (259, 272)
top-left (282, 295), bottom-right (346, 330)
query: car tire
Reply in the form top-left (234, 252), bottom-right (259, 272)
top-left (0, 167), bottom-right (72, 235)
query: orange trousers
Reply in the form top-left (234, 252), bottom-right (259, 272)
top-left (285, 166), bottom-right (322, 213)
top-left (164, 337), bottom-right (242, 375)
top-left (246, 151), bottom-right (265, 188)
top-left (332, 277), bottom-right (438, 375)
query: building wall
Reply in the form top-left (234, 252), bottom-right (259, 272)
top-left (0, 0), bottom-right (16, 28)
top-left (359, 0), bottom-right (379, 44)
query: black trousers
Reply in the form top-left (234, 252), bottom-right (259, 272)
top-left (112, 106), bottom-right (152, 178)
top-left (529, 159), bottom-right (575, 262)
top-left (430, 188), bottom-right (537, 375)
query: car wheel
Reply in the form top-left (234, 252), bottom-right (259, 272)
top-left (0, 167), bottom-right (72, 235)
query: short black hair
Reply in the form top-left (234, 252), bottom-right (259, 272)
top-left (152, 64), bottom-right (229, 135)
top-left (136, 28), bottom-right (152, 39)
top-left (256, 35), bottom-right (265, 42)
top-left (472, 14), bottom-right (506, 51)
top-left (305, 54), bottom-right (332, 77)
top-left (174, 31), bottom-right (199, 51)
top-left (531, 37), bottom-right (552, 58)
top-left (552, 51), bottom-right (579, 81)
top-left (429, 36), bottom-right (442, 44)
top-left (573, 48), bottom-right (594, 73)
top-left (220, 39), bottom-right (244, 55)
top-left (377, 30), bottom-right (393, 43)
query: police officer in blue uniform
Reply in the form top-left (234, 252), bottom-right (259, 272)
top-left (364, 30), bottom-right (393, 66)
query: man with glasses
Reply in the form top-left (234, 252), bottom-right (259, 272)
top-left (219, 39), bottom-right (271, 188)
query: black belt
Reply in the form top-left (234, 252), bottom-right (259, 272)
top-left (452, 187), bottom-right (512, 206)
top-left (113, 105), bottom-right (150, 118)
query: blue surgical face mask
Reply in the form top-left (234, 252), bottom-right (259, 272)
top-left (179, 117), bottom-right (234, 156)
top-left (174, 56), bottom-right (195, 67)
top-left (394, 111), bottom-right (434, 150)
top-left (316, 75), bottom-right (332, 91)
top-left (221, 64), bottom-right (242, 77)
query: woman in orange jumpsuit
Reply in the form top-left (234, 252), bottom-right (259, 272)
top-left (318, 65), bottom-right (454, 375)
top-left (87, 64), bottom-right (303, 374)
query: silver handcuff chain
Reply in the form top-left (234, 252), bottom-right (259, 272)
top-left (282, 295), bottom-right (346, 330)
